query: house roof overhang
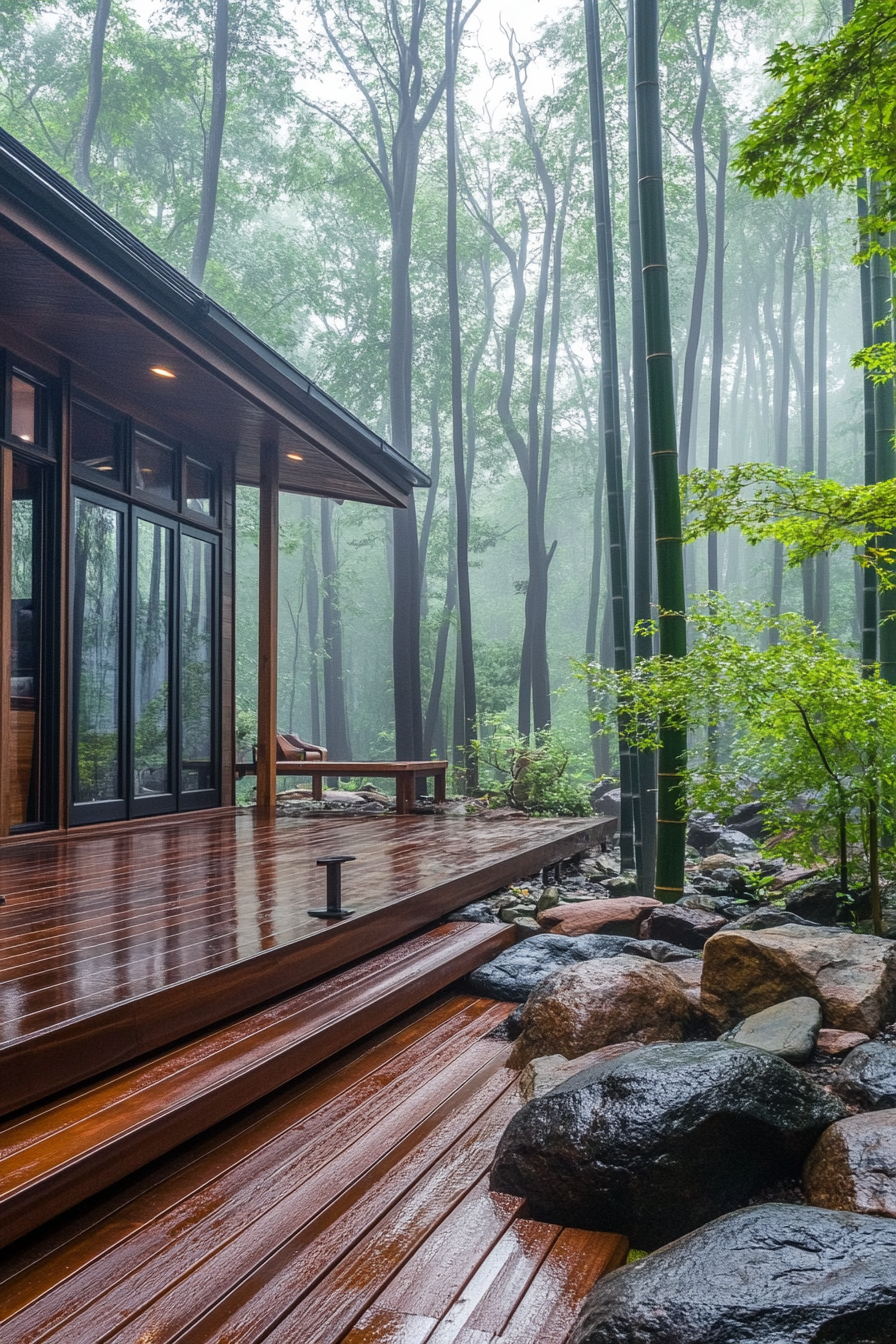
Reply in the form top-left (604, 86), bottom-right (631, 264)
top-left (0, 130), bottom-right (428, 507)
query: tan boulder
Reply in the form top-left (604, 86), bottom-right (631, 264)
top-left (803, 1111), bottom-right (896, 1218)
top-left (536, 895), bottom-right (660, 938)
top-left (508, 954), bottom-right (693, 1068)
top-left (701, 925), bottom-right (896, 1034)
top-left (517, 1041), bottom-right (642, 1102)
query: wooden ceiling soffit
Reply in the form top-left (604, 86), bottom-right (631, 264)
top-left (0, 198), bottom-right (409, 509)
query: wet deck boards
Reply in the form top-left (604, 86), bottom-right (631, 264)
top-left (0, 995), bottom-right (627, 1343)
top-left (0, 810), bottom-right (604, 1112)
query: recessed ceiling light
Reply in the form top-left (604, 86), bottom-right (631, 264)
top-left (150, 366), bottom-right (176, 379)
top-left (286, 452), bottom-right (304, 461)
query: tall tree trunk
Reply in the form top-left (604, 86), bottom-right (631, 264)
top-left (75, 0), bottom-right (112, 190)
top-left (585, 0), bottom-right (638, 873)
top-left (635, 0), bottom-right (688, 901)
top-left (801, 205), bottom-right (816, 623)
top-left (816, 223), bottom-right (830, 630)
top-left (423, 491), bottom-right (457, 757)
top-left (677, 0), bottom-right (721, 474)
top-left (302, 499), bottom-right (322, 746)
top-left (628, 0), bottom-right (656, 892)
top-left (320, 498), bottom-right (351, 761)
top-left (770, 223), bottom-right (796, 637)
top-left (445, 0), bottom-right (477, 789)
top-left (418, 372), bottom-right (443, 616)
top-left (706, 116), bottom-right (728, 593)
top-left (189, 0), bottom-right (228, 286)
top-left (871, 181), bottom-right (896, 683)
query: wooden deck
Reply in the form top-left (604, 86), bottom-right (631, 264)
top-left (0, 995), bottom-right (628, 1343)
top-left (0, 809), bottom-right (606, 1114)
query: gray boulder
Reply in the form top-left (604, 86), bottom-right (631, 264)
top-left (490, 1040), bottom-right (844, 1249)
top-left (467, 932), bottom-right (630, 1002)
top-left (719, 905), bottom-right (818, 933)
top-left (833, 1041), bottom-right (896, 1110)
top-left (678, 892), bottom-right (746, 920)
top-left (621, 938), bottom-right (696, 964)
top-left (569, 1204), bottom-right (896, 1344)
top-left (686, 814), bottom-right (723, 853)
top-left (721, 996), bottom-right (822, 1065)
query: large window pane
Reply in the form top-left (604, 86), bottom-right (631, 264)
top-left (181, 535), bottom-right (213, 792)
top-left (72, 499), bottom-right (122, 803)
top-left (135, 435), bottom-right (175, 502)
top-left (134, 518), bottom-right (172, 797)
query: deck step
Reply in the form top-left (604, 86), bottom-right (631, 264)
top-left (0, 920), bottom-right (513, 1251)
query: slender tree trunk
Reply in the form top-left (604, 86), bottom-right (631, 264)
top-left (75, 0), bottom-right (112, 190)
top-left (423, 492), bottom-right (457, 757)
top-left (706, 116), bottom-right (728, 593)
top-left (189, 0), bottom-right (228, 286)
top-left (418, 372), bottom-right (443, 616)
top-left (320, 498), bottom-right (351, 762)
top-left (635, 0), bottom-right (688, 901)
top-left (628, 0), bottom-right (656, 892)
top-left (816, 228), bottom-right (830, 630)
top-left (446, 0), bottom-right (477, 789)
top-left (770, 223), bottom-right (796, 638)
top-left (801, 206), bottom-right (816, 623)
top-left (677, 0), bottom-right (721, 474)
top-left (585, 0), bottom-right (638, 872)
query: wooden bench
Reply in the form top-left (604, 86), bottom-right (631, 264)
top-left (237, 759), bottom-right (449, 814)
top-left (0, 920), bottom-right (512, 1251)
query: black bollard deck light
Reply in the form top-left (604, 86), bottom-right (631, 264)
top-left (308, 854), bottom-right (356, 919)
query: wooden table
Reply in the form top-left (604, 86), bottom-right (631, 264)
top-left (236, 760), bottom-right (449, 814)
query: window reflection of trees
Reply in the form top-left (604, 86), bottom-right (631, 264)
top-left (72, 500), bottom-right (121, 803)
top-left (134, 519), bottom-right (170, 796)
top-left (181, 535), bottom-right (212, 791)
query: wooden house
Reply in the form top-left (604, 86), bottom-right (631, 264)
top-left (0, 127), bottom-right (427, 839)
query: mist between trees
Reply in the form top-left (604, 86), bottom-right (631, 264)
top-left (2, 0), bottom-right (874, 822)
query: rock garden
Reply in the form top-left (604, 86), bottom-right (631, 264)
top-left (450, 819), bottom-right (896, 1341)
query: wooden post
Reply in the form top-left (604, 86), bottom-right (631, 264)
top-left (256, 440), bottom-right (279, 812)
top-left (0, 446), bottom-right (12, 836)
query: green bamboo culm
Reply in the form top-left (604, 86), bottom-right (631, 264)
top-left (871, 178), bottom-right (896, 684)
top-left (584, 0), bottom-right (640, 876)
top-left (634, 0), bottom-right (688, 901)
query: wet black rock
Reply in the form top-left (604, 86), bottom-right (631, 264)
top-left (686, 815), bottom-right (723, 854)
top-left (445, 901), bottom-right (498, 923)
top-left (467, 932), bottom-right (630, 1002)
top-left (622, 938), bottom-right (696, 964)
top-left (490, 1040), bottom-right (844, 1249)
top-left (785, 879), bottom-right (842, 926)
top-left (678, 892), bottom-right (746, 920)
top-left (720, 905), bottom-right (819, 933)
top-left (833, 1041), bottom-right (896, 1110)
top-left (712, 828), bottom-right (759, 856)
top-left (569, 1203), bottom-right (896, 1344)
top-left (725, 799), bottom-right (768, 840)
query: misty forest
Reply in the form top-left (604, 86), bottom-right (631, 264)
top-left (3, 0), bottom-right (896, 910)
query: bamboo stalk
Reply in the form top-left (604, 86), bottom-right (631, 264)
top-left (634, 0), bottom-right (688, 901)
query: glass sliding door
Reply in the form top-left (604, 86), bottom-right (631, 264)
top-left (71, 493), bottom-right (126, 822)
top-left (132, 513), bottom-right (174, 816)
top-left (179, 530), bottom-right (216, 807)
top-left (70, 494), bottom-right (219, 824)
